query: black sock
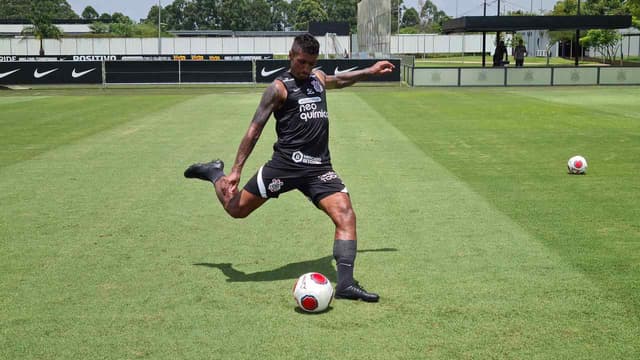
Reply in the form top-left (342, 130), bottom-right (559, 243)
top-left (333, 239), bottom-right (356, 290)
top-left (210, 169), bottom-right (224, 184)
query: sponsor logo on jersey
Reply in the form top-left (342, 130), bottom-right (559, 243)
top-left (297, 97), bottom-right (327, 121)
top-left (291, 151), bottom-right (322, 165)
top-left (34, 68), bottom-right (59, 79)
top-left (72, 68), bottom-right (96, 78)
top-left (298, 97), bottom-right (322, 105)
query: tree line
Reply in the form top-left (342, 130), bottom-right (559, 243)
top-left (1, 0), bottom-right (638, 41)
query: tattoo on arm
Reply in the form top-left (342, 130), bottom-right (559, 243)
top-left (231, 83), bottom-right (283, 173)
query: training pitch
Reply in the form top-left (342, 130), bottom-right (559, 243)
top-left (1, 85), bottom-right (639, 358)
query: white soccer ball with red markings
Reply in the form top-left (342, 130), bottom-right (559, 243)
top-left (293, 272), bottom-right (334, 313)
top-left (568, 155), bottom-right (588, 174)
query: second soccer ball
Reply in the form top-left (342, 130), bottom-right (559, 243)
top-left (567, 155), bottom-right (588, 174)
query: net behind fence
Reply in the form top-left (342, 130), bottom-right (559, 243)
top-left (357, 0), bottom-right (391, 57)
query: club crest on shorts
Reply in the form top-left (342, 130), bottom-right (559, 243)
top-left (268, 178), bottom-right (284, 192)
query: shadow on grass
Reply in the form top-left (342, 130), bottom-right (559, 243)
top-left (194, 248), bottom-right (397, 283)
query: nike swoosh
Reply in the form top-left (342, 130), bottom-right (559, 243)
top-left (34, 68), bottom-right (59, 79)
top-left (0, 69), bottom-right (20, 78)
top-left (334, 66), bottom-right (358, 75)
top-left (261, 67), bottom-right (285, 77)
top-left (72, 68), bottom-right (96, 78)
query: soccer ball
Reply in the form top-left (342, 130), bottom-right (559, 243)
top-left (292, 272), bottom-right (334, 313)
top-left (567, 155), bottom-right (588, 174)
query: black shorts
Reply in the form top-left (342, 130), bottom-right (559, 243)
top-left (244, 164), bottom-right (348, 207)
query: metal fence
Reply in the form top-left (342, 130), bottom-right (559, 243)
top-left (357, 0), bottom-right (391, 56)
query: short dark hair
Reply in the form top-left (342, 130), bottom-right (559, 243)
top-left (292, 33), bottom-right (319, 56)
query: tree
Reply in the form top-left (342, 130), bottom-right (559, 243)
top-left (89, 22), bottom-right (109, 34)
top-left (267, 0), bottom-right (290, 31)
top-left (549, 0), bottom-right (580, 43)
top-left (218, 0), bottom-right (251, 30)
top-left (193, 0), bottom-right (221, 30)
top-left (0, 0), bottom-right (78, 19)
top-left (247, 0), bottom-right (272, 30)
top-left (294, 0), bottom-right (328, 31)
top-left (419, 0), bottom-right (449, 33)
top-left (580, 29), bottom-right (622, 62)
top-left (391, 0), bottom-right (404, 34)
top-left (420, 0), bottom-right (438, 24)
top-left (320, 0), bottom-right (357, 32)
top-left (109, 22), bottom-right (136, 37)
top-left (402, 7), bottom-right (420, 27)
top-left (81, 6), bottom-right (99, 20)
top-left (111, 12), bottom-right (133, 24)
top-left (21, 6), bottom-right (63, 56)
top-left (99, 13), bottom-right (112, 22)
top-left (287, 0), bottom-right (302, 30)
top-left (584, 0), bottom-right (626, 15)
top-left (162, 0), bottom-right (192, 30)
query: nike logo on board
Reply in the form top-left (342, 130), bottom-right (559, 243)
top-left (72, 68), bottom-right (96, 78)
top-left (0, 69), bottom-right (20, 78)
top-left (334, 66), bottom-right (358, 75)
top-left (260, 67), bottom-right (285, 77)
top-left (34, 68), bottom-right (59, 79)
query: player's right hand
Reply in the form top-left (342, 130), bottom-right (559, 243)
top-left (224, 171), bottom-right (242, 195)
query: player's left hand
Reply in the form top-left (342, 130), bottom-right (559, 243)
top-left (369, 61), bottom-right (395, 76)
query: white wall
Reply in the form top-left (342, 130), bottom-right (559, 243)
top-left (390, 34), bottom-right (488, 54)
top-left (0, 36), bottom-right (351, 56)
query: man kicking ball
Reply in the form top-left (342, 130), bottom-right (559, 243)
top-left (185, 33), bottom-right (394, 302)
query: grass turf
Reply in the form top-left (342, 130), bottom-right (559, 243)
top-left (1, 86), bottom-right (639, 358)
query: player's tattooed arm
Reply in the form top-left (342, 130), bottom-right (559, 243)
top-left (228, 81), bottom-right (286, 180)
top-left (320, 60), bottom-right (396, 89)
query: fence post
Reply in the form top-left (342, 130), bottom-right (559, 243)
top-left (504, 67), bottom-right (507, 87)
top-left (101, 60), bottom-right (106, 88)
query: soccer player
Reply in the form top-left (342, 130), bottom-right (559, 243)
top-left (185, 34), bottom-right (395, 302)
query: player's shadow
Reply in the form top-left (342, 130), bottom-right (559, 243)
top-left (194, 248), bottom-right (397, 283)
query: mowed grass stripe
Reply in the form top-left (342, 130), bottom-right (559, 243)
top-left (0, 93), bottom-right (192, 168)
top-left (0, 89), bottom-right (637, 359)
top-left (356, 87), bottom-right (640, 317)
top-left (330, 91), bottom-right (638, 358)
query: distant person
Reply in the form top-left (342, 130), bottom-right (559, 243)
top-left (513, 40), bottom-right (528, 67)
top-left (493, 41), bottom-right (508, 67)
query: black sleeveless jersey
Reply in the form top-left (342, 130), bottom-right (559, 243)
top-left (268, 71), bottom-right (331, 170)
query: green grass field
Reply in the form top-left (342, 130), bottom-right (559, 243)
top-left (1, 85), bottom-right (639, 359)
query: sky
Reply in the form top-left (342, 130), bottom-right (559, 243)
top-left (65, 0), bottom-right (561, 24)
